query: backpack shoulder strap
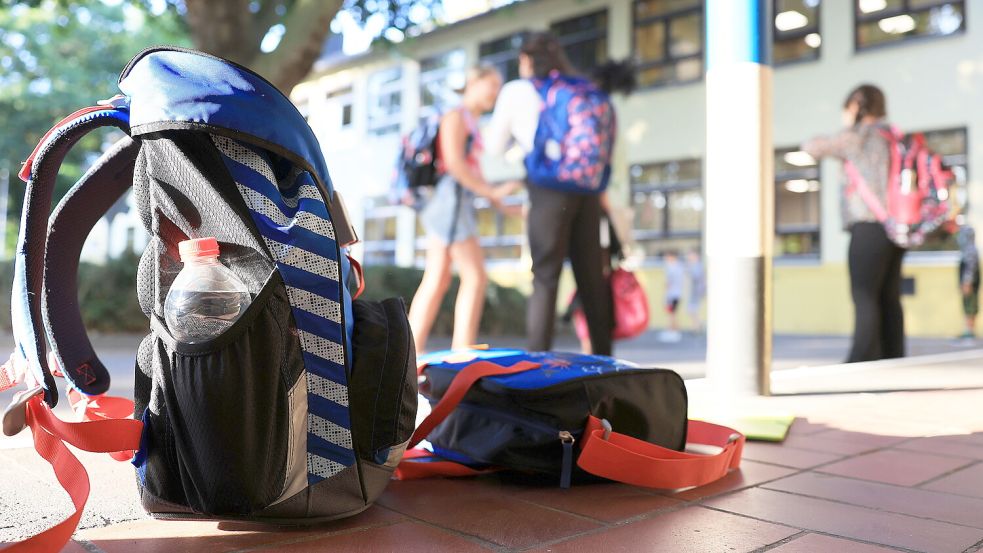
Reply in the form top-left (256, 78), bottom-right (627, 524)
top-left (42, 137), bottom-right (140, 395)
top-left (13, 102), bottom-right (129, 406)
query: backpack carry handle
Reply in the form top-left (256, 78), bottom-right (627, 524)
top-left (12, 101), bottom-right (130, 406)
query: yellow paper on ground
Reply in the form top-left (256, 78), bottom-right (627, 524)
top-left (692, 414), bottom-right (795, 442)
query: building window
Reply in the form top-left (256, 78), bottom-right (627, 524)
top-left (367, 67), bottom-right (403, 136)
top-left (479, 32), bottom-right (526, 82)
top-left (855, 0), bottom-right (965, 50)
top-left (362, 198), bottom-right (400, 266)
top-left (551, 10), bottom-right (608, 73)
top-left (419, 50), bottom-right (467, 121)
top-left (775, 147), bottom-right (821, 256)
top-left (914, 127), bottom-right (968, 251)
top-left (326, 86), bottom-right (354, 131)
top-left (630, 158), bottom-right (703, 257)
top-left (633, 0), bottom-right (703, 88)
top-left (774, 0), bottom-right (822, 64)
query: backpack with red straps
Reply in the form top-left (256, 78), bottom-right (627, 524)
top-left (845, 127), bottom-right (954, 248)
top-left (397, 349), bottom-right (744, 489)
top-left (1, 47), bottom-right (418, 552)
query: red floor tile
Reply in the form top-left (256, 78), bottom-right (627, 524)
top-left (763, 471), bottom-right (983, 529)
top-left (818, 449), bottom-right (972, 486)
top-left (779, 433), bottom-right (886, 456)
top-left (921, 462), bottom-right (983, 498)
top-left (706, 487), bottom-right (982, 552)
top-left (78, 506), bottom-right (404, 553)
top-left (786, 419), bottom-right (831, 437)
top-left (807, 429), bottom-right (910, 449)
top-left (740, 441), bottom-right (843, 469)
top-left (671, 460), bottom-right (797, 501)
top-left (258, 521), bottom-right (495, 552)
top-left (896, 436), bottom-right (983, 460)
top-left (508, 482), bottom-right (681, 523)
top-left (767, 533), bottom-right (906, 552)
top-left (377, 478), bottom-right (601, 549)
top-left (529, 506), bottom-right (797, 553)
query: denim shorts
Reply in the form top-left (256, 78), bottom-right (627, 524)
top-left (420, 174), bottom-right (477, 244)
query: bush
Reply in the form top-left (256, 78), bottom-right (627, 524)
top-left (0, 259), bottom-right (528, 337)
top-left (361, 265), bottom-right (527, 337)
top-left (0, 253), bottom-right (147, 333)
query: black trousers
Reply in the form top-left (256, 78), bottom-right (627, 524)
top-left (526, 185), bottom-right (613, 355)
top-left (847, 222), bottom-right (906, 362)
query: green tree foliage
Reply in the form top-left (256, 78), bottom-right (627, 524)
top-left (0, 2), bottom-right (189, 251)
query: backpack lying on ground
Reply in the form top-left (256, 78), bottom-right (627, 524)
top-left (525, 73), bottom-right (615, 194)
top-left (1, 47), bottom-right (417, 551)
top-left (845, 127), bottom-right (954, 248)
top-left (397, 349), bottom-right (744, 489)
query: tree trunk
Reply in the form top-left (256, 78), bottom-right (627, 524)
top-left (183, 0), bottom-right (255, 66)
top-left (248, 0), bottom-right (344, 93)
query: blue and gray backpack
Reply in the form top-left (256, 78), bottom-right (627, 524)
top-left (4, 47), bottom-right (417, 547)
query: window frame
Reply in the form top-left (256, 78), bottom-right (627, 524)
top-left (361, 202), bottom-right (402, 266)
top-left (325, 86), bottom-right (355, 131)
top-left (479, 31), bottom-right (528, 83)
top-left (631, 0), bottom-right (705, 90)
top-left (550, 9), bottom-right (609, 73)
top-left (366, 66), bottom-right (404, 137)
top-left (772, 0), bottom-right (823, 67)
top-left (630, 158), bottom-right (704, 249)
top-left (774, 146), bottom-right (822, 258)
top-left (853, 0), bottom-right (967, 52)
top-left (418, 49), bottom-right (467, 120)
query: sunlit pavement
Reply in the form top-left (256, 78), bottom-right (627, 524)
top-left (2, 332), bottom-right (983, 551)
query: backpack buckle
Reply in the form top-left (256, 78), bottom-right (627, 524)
top-left (2, 386), bottom-right (43, 437)
top-left (599, 418), bottom-right (613, 441)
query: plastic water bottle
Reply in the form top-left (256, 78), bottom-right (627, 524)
top-left (164, 237), bottom-right (251, 343)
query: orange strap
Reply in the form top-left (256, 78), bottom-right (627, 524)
top-left (577, 415), bottom-right (744, 489)
top-left (347, 254), bottom-right (365, 300)
top-left (2, 395), bottom-right (142, 552)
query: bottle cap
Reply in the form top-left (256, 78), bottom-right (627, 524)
top-left (178, 237), bottom-right (220, 261)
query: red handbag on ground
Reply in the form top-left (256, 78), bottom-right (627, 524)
top-left (572, 268), bottom-right (650, 341)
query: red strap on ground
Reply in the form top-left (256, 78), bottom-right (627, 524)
top-left (408, 359), bottom-right (540, 449)
top-left (67, 389), bottom-right (137, 461)
top-left (2, 396), bottom-right (142, 553)
top-left (576, 415), bottom-right (744, 490)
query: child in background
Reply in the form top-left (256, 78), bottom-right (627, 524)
top-left (686, 249), bottom-right (705, 332)
top-left (958, 226), bottom-right (979, 341)
top-left (660, 250), bottom-right (684, 343)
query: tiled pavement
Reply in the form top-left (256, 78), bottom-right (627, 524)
top-left (3, 386), bottom-right (980, 552)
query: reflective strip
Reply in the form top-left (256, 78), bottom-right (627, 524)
top-left (309, 413), bottom-right (353, 450)
top-left (307, 452), bottom-right (345, 480)
top-left (285, 286), bottom-right (342, 324)
top-left (238, 185), bottom-right (335, 239)
top-left (299, 329), bottom-right (346, 366)
top-left (266, 239), bottom-right (340, 279)
top-left (308, 371), bottom-right (349, 406)
top-left (282, 184), bottom-right (324, 208)
top-left (213, 135), bottom-right (278, 186)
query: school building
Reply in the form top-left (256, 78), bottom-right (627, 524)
top-left (290, 0), bottom-right (979, 337)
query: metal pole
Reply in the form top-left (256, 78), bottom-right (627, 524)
top-left (0, 160), bottom-right (8, 260)
top-left (704, 0), bottom-right (774, 396)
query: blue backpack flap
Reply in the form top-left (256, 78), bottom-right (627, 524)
top-left (525, 74), bottom-right (615, 194)
top-left (3, 47), bottom-right (417, 550)
top-left (402, 349), bottom-right (745, 489)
